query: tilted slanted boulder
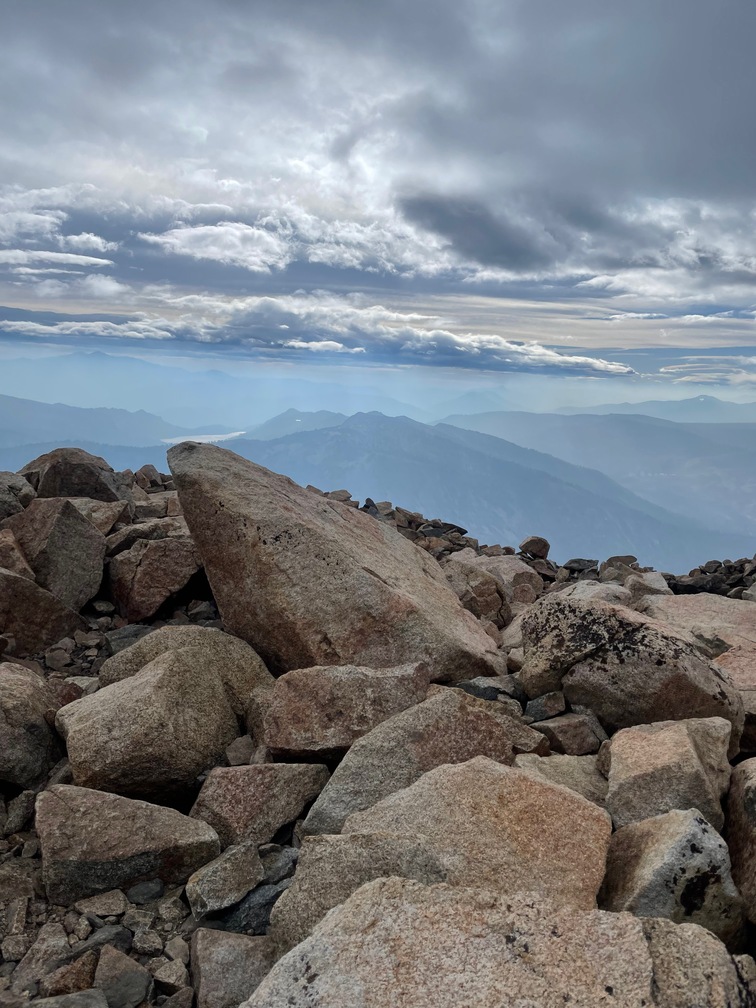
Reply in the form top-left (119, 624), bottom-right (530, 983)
top-left (262, 662), bottom-right (430, 758)
top-left (36, 785), bottom-right (220, 905)
top-left (343, 758), bottom-right (611, 910)
top-left (302, 690), bottom-right (548, 836)
top-left (0, 662), bottom-right (60, 788)
top-left (3, 498), bottom-right (106, 610)
top-left (269, 832), bottom-right (447, 952)
top-left (520, 595), bottom-right (744, 755)
top-left (638, 592), bottom-right (756, 657)
top-left (0, 567), bottom-right (85, 655)
top-left (600, 808), bottom-right (745, 948)
top-left (514, 753), bottom-right (608, 807)
top-left (167, 443), bottom-right (502, 681)
top-left (605, 718), bottom-right (732, 830)
top-left (19, 447), bottom-right (134, 504)
top-left (56, 646), bottom-right (244, 799)
top-left (243, 878), bottom-right (754, 1008)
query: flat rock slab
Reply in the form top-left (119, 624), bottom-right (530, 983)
top-left (36, 785), bottom-right (220, 905)
top-left (191, 764), bottom-right (330, 848)
top-left (243, 878), bottom-right (751, 1008)
top-left (302, 690), bottom-right (547, 836)
top-left (167, 443), bottom-right (501, 681)
top-left (345, 757), bottom-right (611, 910)
top-left (263, 662), bottom-right (430, 758)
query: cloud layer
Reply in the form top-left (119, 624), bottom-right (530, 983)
top-left (1, 0), bottom-right (755, 381)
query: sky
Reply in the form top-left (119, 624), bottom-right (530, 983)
top-left (2, 0), bottom-right (756, 399)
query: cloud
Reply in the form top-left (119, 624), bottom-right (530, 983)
top-left (0, 0), bottom-right (755, 377)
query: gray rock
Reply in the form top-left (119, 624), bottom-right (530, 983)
top-left (186, 842), bottom-right (265, 917)
top-left (726, 759), bottom-right (756, 923)
top-left (0, 472), bottom-right (35, 523)
top-left (532, 712), bottom-right (605, 755)
top-left (191, 929), bottom-right (277, 1008)
top-left (215, 878), bottom-right (292, 934)
top-left (600, 808), bottom-right (745, 948)
top-left (34, 994), bottom-right (108, 1008)
top-left (93, 945), bottom-right (152, 1008)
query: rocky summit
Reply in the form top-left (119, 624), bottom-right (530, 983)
top-left (1, 444), bottom-right (756, 1008)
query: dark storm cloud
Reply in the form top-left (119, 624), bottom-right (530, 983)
top-left (1, 0), bottom-right (755, 374)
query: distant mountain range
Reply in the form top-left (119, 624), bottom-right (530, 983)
top-left (440, 410), bottom-right (756, 537)
top-left (2, 410), bottom-right (752, 572)
top-left (556, 395), bottom-right (756, 423)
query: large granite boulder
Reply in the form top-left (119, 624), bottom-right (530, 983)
top-left (36, 785), bottom-right (220, 904)
top-left (167, 443), bottom-right (502, 681)
top-left (19, 448), bottom-right (133, 504)
top-left (243, 878), bottom-right (753, 1008)
top-left (56, 647), bottom-right (243, 798)
top-left (0, 662), bottom-right (60, 788)
top-left (97, 624), bottom-right (273, 714)
top-left (726, 759), bottom-right (756, 923)
top-left (344, 757), bottom-right (611, 910)
top-left (3, 498), bottom-right (106, 610)
top-left (520, 596), bottom-right (744, 754)
top-left (638, 593), bottom-right (756, 656)
top-left (0, 567), bottom-right (85, 655)
top-left (302, 690), bottom-right (547, 836)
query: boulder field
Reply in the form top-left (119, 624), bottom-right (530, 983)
top-left (1, 443), bottom-right (756, 1008)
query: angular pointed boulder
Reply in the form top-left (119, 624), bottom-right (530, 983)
top-left (167, 443), bottom-right (502, 680)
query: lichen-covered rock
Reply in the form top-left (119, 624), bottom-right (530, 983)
top-left (167, 443), bottom-right (502, 681)
top-left (600, 808), bottom-right (745, 948)
top-left (520, 596), bottom-right (744, 754)
top-left (243, 878), bottom-right (753, 1008)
